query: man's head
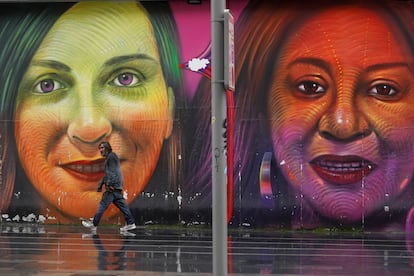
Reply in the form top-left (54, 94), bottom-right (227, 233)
top-left (98, 141), bottom-right (112, 157)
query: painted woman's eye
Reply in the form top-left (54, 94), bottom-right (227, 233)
top-left (111, 72), bottom-right (142, 87)
top-left (34, 79), bottom-right (65, 94)
top-left (297, 81), bottom-right (325, 95)
top-left (368, 84), bottom-right (398, 97)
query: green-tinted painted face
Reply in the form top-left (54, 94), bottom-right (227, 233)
top-left (15, 2), bottom-right (174, 221)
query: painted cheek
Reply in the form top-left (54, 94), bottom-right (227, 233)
top-left (15, 115), bottom-right (39, 158)
top-left (15, 106), bottom-right (61, 187)
top-left (128, 98), bottom-right (169, 137)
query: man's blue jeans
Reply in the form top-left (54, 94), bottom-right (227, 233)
top-left (93, 190), bottom-right (134, 226)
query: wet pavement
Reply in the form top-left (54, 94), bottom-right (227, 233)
top-left (0, 223), bottom-right (414, 275)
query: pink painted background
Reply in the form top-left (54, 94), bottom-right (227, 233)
top-left (170, 0), bottom-right (247, 99)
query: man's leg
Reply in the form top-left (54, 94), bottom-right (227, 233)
top-left (113, 191), bottom-right (135, 225)
top-left (93, 192), bottom-right (113, 226)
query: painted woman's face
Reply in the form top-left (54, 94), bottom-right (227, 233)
top-left (15, 2), bottom-right (174, 220)
top-left (269, 6), bottom-right (414, 223)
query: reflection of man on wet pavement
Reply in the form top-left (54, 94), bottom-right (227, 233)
top-left (91, 234), bottom-right (128, 270)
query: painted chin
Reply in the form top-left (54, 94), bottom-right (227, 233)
top-left (306, 189), bottom-right (366, 222)
top-left (310, 155), bottom-right (376, 185)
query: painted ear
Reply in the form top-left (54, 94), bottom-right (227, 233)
top-left (164, 86), bottom-right (175, 139)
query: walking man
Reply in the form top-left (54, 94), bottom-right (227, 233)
top-left (82, 141), bottom-right (136, 232)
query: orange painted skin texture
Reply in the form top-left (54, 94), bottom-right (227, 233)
top-left (268, 6), bottom-right (414, 223)
top-left (14, 2), bottom-right (174, 222)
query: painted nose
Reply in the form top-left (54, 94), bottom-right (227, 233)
top-left (68, 103), bottom-right (112, 145)
top-left (318, 86), bottom-right (371, 142)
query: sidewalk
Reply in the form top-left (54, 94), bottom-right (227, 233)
top-left (0, 222), bottom-right (413, 275)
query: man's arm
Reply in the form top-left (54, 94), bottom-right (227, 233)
top-left (106, 153), bottom-right (121, 187)
top-left (97, 177), bottom-right (105, 192)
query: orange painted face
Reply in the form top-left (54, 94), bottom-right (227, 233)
top-left (268, 6), bottom-right (414, 222)
top-left (14, 2), bottom-right (174, 220)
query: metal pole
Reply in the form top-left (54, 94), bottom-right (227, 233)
top-left (211, 0), bottom-right (227, 275)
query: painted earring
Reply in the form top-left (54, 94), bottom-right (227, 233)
top-left (259, 152), bottom-right (274, 209)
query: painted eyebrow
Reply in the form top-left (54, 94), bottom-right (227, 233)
top-left (365, 62), bottom-right (411, 72)
top-left (287, 58), bottom-right (411, 72)
top-left (103, 54), bottom-right (157, 67)
top-left (31, 60), bottom-right (71, 72)
top-left (287, 57), bottom-right (331, 73)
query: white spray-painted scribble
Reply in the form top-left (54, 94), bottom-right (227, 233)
top-left (188, 57), bottom-right (209, 72)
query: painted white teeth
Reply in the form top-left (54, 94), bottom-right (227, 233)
top-left (66, 163), bottom-right (105, 173)
top-left (317, 160), bottom-right (370, 172)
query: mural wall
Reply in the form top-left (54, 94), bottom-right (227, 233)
top-left (1, 0), bottom-right (414, 233)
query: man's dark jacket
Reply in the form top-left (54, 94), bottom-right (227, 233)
top-left (97, 151), bottom-right (123, 192)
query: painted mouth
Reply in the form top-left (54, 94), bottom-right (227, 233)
top-left (61, 159), bottom-right (106, 181)
top-left (310, 155), bottom-right (376, 185)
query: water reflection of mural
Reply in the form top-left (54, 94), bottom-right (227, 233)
top-left (1, 225), bottom-right (413, 274)
top-left (2, 0), bottom-right (414, 231)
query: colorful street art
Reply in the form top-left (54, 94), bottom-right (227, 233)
top-left (1, 0), bottom-right (414, 234)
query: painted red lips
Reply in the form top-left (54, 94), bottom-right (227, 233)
top-left (310, 155), bottom-right (375, 185)
top-left (61, 158), bottom-right (106, 181)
